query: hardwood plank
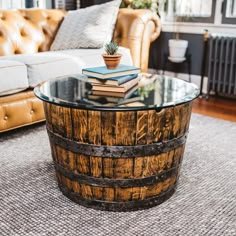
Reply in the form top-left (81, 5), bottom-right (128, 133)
top-left (192, 96), bottom-right (236, 122)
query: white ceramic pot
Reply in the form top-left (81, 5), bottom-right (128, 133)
top-left (168, 39), bottom-right (188, 58)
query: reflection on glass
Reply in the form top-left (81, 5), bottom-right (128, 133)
top-left (40, 76), bottom-right (89, 105)
top-left (35, 74), bottom-right (199, 111)
top-left (138, 82), bottom-right (155, 100)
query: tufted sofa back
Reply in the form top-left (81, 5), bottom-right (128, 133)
top-left (0, 9), bottom-right (65, 56)
top-left (0, 8), bottom-right (160, 71)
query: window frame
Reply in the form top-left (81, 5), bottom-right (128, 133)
top-left (164, 0), bottom-right (216, 24)
top-left (175, 0), bottom-right (216, 23)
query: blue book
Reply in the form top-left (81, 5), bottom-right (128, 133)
top-left (87, 74), bottom-right (138, 86)
top-left (82, 64), bottom-right (141, 79)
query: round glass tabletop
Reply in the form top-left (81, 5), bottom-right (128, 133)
top-left (34, 74), bottom-right (200, 111)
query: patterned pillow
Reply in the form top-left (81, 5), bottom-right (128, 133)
top-left (50, 0), bottom-right (121, 50)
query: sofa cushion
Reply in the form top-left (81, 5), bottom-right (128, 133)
top-left (50, 0), bottom-right (121, 50)
top-left (0, 60), bottom-right (29, 96)
top-left (53, 46), bottom-right (133, 68)
top-left (0, 47), bottom-right (132, 88)
top-left (1, 53), bottom-right (83, 87)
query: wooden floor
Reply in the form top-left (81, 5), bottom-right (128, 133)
top-left (192, 95), bottom-right (236, 122)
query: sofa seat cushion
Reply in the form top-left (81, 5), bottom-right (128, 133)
top-left (53, 46), bottom-right (133, 68)
top-left (0, 53), bottom-right (83, 87)
top-left (0, 60), bottom-right (29, 96)
top-left (1, 47), bottom-right (133, 88)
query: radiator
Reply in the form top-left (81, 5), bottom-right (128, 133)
top-left (207, 34), bottom-right (236, 97)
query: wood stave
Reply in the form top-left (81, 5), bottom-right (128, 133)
top-left (44, 103), bottom-right (193, 145)
top-left (50, 143), bottom-right (185, 180)
top-left (58, 183), bottom-right (177, 212)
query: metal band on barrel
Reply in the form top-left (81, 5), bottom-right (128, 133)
top-left (55, 164), bottom-right (179, 187)
top-left (58, 184), bottom-right (176, 212)
top-left (47, 128), bottom-right (187, 158)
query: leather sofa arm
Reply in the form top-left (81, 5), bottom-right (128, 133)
top-left (113, 8), bottom-right (161, 72)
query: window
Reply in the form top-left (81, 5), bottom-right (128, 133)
top-left (0, 0), bottom-right (25, 9)
top-left (222, 0), bottom-right (236, 24)
top-left (25, 0), bottom-right (45, 8)
top-left (52, 0), bottom-right (77, 10)
top-left (0, 0), bottom-right (46, 9)
top-left (164, 0), bottom-right (216, 23)
top-left (226, 0), bottom-right (236, 16)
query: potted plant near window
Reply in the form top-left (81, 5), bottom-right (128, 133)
top-left (166, 0), bottom-right (188, 62)
top-left (168, 35), bottom-right (188, 61)
top-left (102, 41), bottom-right (122, 69)
top-left (121, 0), bottom-right (159, 15)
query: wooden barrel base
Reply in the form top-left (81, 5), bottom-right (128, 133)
top-left (43, 102), bottom-right (193, 211)
top-left (59, 184), bottom-right (176, 212)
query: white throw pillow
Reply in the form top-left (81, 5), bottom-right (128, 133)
top-left (50, 0), bottom-right (121, 50)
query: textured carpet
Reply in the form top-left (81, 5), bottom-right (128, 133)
top-left (0, 114), bottom-right (236, 236)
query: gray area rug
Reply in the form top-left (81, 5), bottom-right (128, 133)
top-left (0, 113), bottom-right (236, 236)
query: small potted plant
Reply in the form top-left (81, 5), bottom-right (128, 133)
top-left (166, 0), bottom-right (188, 60)
top-left (102, 41), bottom-right (122, 69)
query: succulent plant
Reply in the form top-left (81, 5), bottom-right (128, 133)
top-left (104, 41), bottom-right (119, 55)
top-left (121, 0), bottom-right (159, 15)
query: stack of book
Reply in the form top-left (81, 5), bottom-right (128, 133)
top-left (82, 64), bottom-right (141, 100)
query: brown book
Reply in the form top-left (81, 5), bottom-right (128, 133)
top-left (92, 84), bottom-right (139, 98)
top-left (92, 76), bottom-right (140, 93)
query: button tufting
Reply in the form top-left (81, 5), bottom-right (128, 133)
top-left (20, 31), bottom-right (25, 37)
top-left (15, 49), bottom-right (21, 54)
top-left (30, 110), bottom-right (34, 114)
top-left (42, 28), bottom-right (48, 35)
top-left (4, 116), bottom-right (8, 120)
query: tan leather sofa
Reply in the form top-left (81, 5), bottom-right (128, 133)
top-left (0, 8), bottom-right (160, 133)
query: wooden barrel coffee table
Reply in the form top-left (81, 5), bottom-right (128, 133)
top-left (34, 74), bottom-right (199, 211)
